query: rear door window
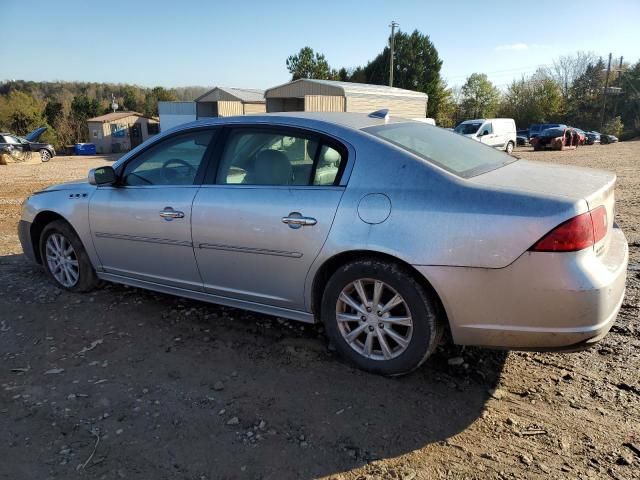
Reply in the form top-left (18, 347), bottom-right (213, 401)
top-left (215, 128), bottom-right (346, 186)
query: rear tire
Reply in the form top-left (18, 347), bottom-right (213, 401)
top-left (321, 259), bottom-right (443, 376)
top-left (505, 141), bottom-right (514, 155)
top-left (40, 220), bottom-right (98, 292)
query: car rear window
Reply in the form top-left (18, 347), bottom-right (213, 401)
top-left (363, 122), bottom-right (517, 178)
top-left (540, 128), bottom-right (565, 137)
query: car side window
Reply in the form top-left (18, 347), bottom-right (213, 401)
top-left (122, 130), bottom-right (216, 186)
top-left (481, 123), bottom-right (493, 135)
top-left (215, 130), bottom-right (314, 186)
top-left (4, 135), bottom-right (20, 145)
top-left (313, 145), bottom-right (343, 185)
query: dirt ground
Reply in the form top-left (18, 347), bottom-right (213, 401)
top-left (0, 145), bottom-right (638, 480)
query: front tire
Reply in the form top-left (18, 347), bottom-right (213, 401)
top-left (321, 259), bottom-right (443, 376)
top-left (40, 220), bottom-right (98, 292)
top-left (40, 149), bottom-right (51, 162)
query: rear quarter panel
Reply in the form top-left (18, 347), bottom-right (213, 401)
top-left (307, 136), bottom-right (585, 297)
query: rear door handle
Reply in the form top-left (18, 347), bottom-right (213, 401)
top-left (282, 213), bottom-right (317, 229)
top-left (159, 207), bottom-right (185, 220)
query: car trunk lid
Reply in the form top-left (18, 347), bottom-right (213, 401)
top-left (471, 159), bottom-right (616, 255)
top-left (25, 127), bottom-right (47, 142)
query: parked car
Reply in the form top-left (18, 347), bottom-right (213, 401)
top-left (572, 128), bottom-right (587, 145)
top-left (0, 127), bottom-right (56, 162)
top-left (528, 123), bottom-right (566, 140)
top-left (18, 113), bottom-right (628, 376)
top-left (516, 129), bottom-right (529, 146)
top-left (453, 118), bottom-right (517, 154)
top-left (530, 126), bottom-right (581, 151)
top-left (601, 134), bottom-right (619, 144)
top-left (585, 131), bottom-right (601, 145)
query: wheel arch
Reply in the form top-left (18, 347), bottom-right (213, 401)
top-left (310, 249), bottom-right (450, 332)
top-left (30, 211), bottom-right (73, 264)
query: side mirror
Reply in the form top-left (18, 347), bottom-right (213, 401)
top-left (88, 166), bottom-right (116, 186)
top-left (480, 130), bottom-right (489, 137)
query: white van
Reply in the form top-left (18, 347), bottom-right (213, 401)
top-left (453, 118), bottom-right (517, 154)
top-left (412, 117), bottom-right (436, 125)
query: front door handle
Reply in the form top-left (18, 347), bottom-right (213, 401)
top-left (282, 212), bottom-right (317, 229)
top-left (159, 207), bottom-right (185, 221)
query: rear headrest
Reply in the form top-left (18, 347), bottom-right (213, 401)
top-left (319, 147), bottom-right (341, 165)
top-left (251, 149), bottom-right (292, 185)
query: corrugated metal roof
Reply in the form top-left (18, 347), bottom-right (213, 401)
top-left (87, 111), bottom-right (145, 122)
top-left (195, 87), bottom-right (265, 103)
top-left (265, 79), bottom-right (428, 99)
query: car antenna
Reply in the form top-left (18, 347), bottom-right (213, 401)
top-left (369, 109), bottom-right (390, 123)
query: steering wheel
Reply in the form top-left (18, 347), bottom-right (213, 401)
top-left (162, 158), bottom-right (196, 182)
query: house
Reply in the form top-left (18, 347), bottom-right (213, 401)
top-left (195, 87), bottom-right (266, 118)
top-left (158, 101), bottom-right (197, 132)
top-left (87, 112), bottom-right (159, 154)
top-left (264, 79), bottom-right (428, 117)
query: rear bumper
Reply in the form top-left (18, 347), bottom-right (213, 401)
top-left (416, 226), bottom-right (628, 350)
top-left (18, 220), bottom-right (36, 263)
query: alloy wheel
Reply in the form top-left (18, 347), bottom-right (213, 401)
top-left (40, 150), bottom-right (50, 162)
top-left (335, 278), bottom-right (413, 360)
top-left (45, 233), bottom-right (79, 288)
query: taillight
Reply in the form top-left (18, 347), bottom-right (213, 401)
top-left (590, 206), bottom-right (607, 243)
top-left (530, 206), bottom-right (607, 252)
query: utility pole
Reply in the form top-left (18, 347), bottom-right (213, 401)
top-left (612, 56), bottom-right (623, 119)
top-left (389, 21), bottom-right (399, 87)
top-left (600, 52), bottom-right (612, 131)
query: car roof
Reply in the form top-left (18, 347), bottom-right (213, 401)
top-left (175, 112), bottom-right (414, 133)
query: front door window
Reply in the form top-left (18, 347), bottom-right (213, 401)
top-left (122, 130), bottom-right (216, 186)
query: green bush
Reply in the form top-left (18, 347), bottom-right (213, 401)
top-left (602, 116), bottom-right (624, 137)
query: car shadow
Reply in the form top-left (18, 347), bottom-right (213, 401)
top-left (0, 253), bottom-right (507, 480)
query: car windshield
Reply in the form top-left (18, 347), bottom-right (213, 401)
top-left (364, 122), bottom-right (517, 178)
top-left (453, 122), bottom-right (482, 135)
top-left (541, 128), bottom-right (565, 137)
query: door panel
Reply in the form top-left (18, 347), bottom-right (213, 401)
top-left (89, 128), bottom-right (217, 289)
top-left (90, 187), bottom-right (202, 290)
top-left (192, 186), bottom-right (344, 309)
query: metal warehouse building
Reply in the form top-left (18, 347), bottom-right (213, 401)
top-left (195, 87), bottom-right (266, 118)
top-left (264, 79), bottom-right (428, 117)
top-left (158, 101), bottom-right (197, 131)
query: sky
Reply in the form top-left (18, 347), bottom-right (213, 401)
top-left (4, 0), bottom-right (640, 91)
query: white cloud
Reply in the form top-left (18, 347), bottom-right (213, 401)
top-left (495, 43), bottom-right (529, 51)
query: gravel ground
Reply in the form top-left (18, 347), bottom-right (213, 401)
top-left (0, 145), bottom-right (639, 480)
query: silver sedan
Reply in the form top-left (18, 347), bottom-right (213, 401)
top-left (18, 112), bottom-right (628, 375)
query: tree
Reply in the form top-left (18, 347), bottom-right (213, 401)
top-left (548, 51), bottom-right (598, 101)
top-left (44, 101), bottom-right (64, 127)
top-left (286, 47), bottom-right (336, 80)
top-left (0, 91), bottom-right (46, 135)
top-left (355, 30), bottom-right (446, 117)
top-left (122, 86), bottom-right (144, 112)
top-left (566, 59), bottom-right (606, 130)
top-left (67, 95), bottom-right (101, 142)
top-left (499, 70), bottom-right (564, 127)
top-left (602, 116), bottom-right (623, 137)
top-left (143, 87), bottom-right (178, 117)
top-left (611, 60), bottom-right (640, 138)
top-left (460, 73), bottom-right (500, 119)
